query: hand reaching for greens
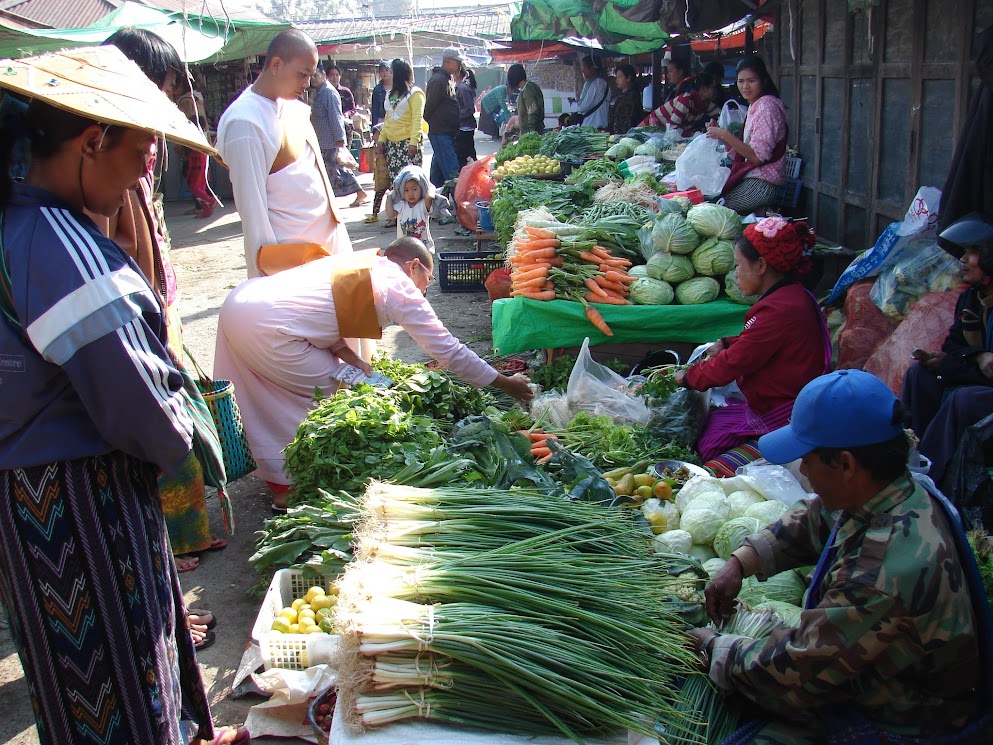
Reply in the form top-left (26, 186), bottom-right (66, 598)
top-left (704, 555), bottom-right (744, 624)
top-left (492, 373), bottom-right (534, 405)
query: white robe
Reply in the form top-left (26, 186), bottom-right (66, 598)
top-left (213, 254), bottom-right (499, 484)
top-left (216, 88), bottom-right (352, 278)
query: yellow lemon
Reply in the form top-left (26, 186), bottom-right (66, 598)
top-left (319, 617), bottom-right (336, 634)
top-left (326, 583), bottom-right (340, 597)
top-left (304, 586), bottom-right (326, 604)
top-left (288, 623), bottom-right (300, 634)
top-left (291, 598), bottom-right (306, 612)
top-left (271, 617), bottom-right (291, 633)
top-left (316, 607), bottom-right (334, 619)
top-left (299, 608), bottom-right (317, 621)
top-left (279, 607), bottom-right (298, 624)
top-left (298, 617), bottom-right (316, 631)
top-left (310, 595), bottom-right (333, 611)
top-left (307, 625), bottom-right (325, 634)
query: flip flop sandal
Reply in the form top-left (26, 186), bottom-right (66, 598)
top-left (271, 503), bottom-right (288, 516)
top-left (188, 609), bottom-right (217, 630)
top-left (202, 536), bottom-right (228, 552)
top-left (193, 628), bottom-right (216, 652)
top-left (364, 214), bottom-right (379, 223)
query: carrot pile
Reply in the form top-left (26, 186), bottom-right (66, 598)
top-left (517, 429), bottom-right (558, 464)
top-left (508, 224), bottom-right (635, 337)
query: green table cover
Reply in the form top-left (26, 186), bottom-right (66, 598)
top-left (492, 298), bottom-right (748, 354)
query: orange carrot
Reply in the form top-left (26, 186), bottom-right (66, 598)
top-left (516, 247), bottom-right (559, 260)
top-left (584, 304), bottom-right (614, 336)
top-left (587, 295), bottom-right (632, 305)
top-left (584, 277), bottom-right (609, 297)
top-left (513, 271), bottom-right (549, 285)
top-left (536, 453), bottom-right (554, 464)
top-left (511, 277), bottom-right (548, 290)
top-left (603, 258), bottom-right (633, 268)
top-left (519, 430), bottom-right (551, 442)
top-left (515, 238), bottom-right (560, 251)
top-left (594, 275), bottom-right (628, 294)
top-left (512, 289), bottom-right (557, 301)
top-left (531, 446), bottom-right (552, 458)
top-left (525, 226), bottom-right (557, 240)
top-left (604, 270), bottom-right (637, 284)
top-left (546, 256), bottom-right (566, 267)
top-left (591, 246), bottom-right (613, 258)
top-left (578, 251), bottom-right (606, 265)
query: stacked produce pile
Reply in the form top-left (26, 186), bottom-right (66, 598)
top-left (507, 214), bottom-right (636, 336)
top-left (332, 482), bottom-right (704, 741)
top-left (636, 201), bottom-right (747, 307)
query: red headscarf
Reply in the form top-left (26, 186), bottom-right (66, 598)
top-left (742, 217), bottom-right (816, 276)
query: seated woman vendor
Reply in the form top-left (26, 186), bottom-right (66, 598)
top-left (902, 213), bottom-right (993, 489)
top-left (674, 217), bottom-right (831, 476)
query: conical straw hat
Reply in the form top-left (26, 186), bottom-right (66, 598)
top-left (0, 46), bottom-right (215, 155)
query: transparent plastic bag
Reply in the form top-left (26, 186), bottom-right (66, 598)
top-left (687, 342), bottom-right (744, 408)
top-left (869, 237), bottom-right (961, 321)
top-left (674, 134), bottom-right (730, 196)
top-left (718, 100), bottom-right (747, 132)
top-left (732, 461), bottom-right (812, 507)
top-left (566, 338), bottom-right (652, 425)
top-left (648, 388), bottom-right (709, 449)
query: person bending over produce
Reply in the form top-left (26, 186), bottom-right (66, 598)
top-left (902, 212), bottom-right (993, 488)
top-left (674, 218), bottom-right (830, 475)
top-left (689, 370), bottom-right (991, 744)
top-left (214, 238), bottom-right (534, 507)
top-left (639, 71), bottom-right (719, 137)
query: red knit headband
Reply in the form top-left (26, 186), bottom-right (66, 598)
top-left (743, 217), bottom-right (816, 276)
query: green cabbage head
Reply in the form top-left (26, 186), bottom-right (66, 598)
top-left (687, 202), bottom-right (742, 239)
top-left (653, 529), bottom-right (692, 555)
top-left (691, 237), bottom-right (736, 276)
top-left (725, 269), bottom-right (758, 305)
top-left (675, 276), bottom-right (720, 305)
top-left (681, 507), bottom-right (725, 545)
top-left (647, 252), bottom-right (695, 283)
top-left (627, 264), bottom-right (650, 279)
top-left (629, 277), bottom-right (674, 305)
top-left (713, 516), bottom-right (762, 560)
top-left (744, 499), bottom-right (789, 526)
top-left (738, 568), bottom-right (808, 606)
top-left (652, 213), bottom-right (700, 254)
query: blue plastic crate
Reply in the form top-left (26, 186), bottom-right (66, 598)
top-left (772, 177), bottom-right (803, 209)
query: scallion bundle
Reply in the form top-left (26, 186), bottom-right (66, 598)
top-left (335, 483), bottom-right (705, 743)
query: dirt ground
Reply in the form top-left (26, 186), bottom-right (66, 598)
top-left (0, 135), bottom-right (501, 744)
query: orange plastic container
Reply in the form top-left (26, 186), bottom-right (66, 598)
top-left (661, 188), bottom-right (705, 205)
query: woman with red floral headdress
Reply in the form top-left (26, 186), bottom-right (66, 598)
top-left (675, 217), bottom-right (832, 474)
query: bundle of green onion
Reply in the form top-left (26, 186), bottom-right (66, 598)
top-left (334, 483), bottom-right (705, 743)
top-left (669, 608), bottom-right (783, 745)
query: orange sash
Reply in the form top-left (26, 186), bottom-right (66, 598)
top-left (331, 252), bottom-right (383, 340)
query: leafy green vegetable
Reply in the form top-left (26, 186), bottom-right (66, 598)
top-left (550, 411), bottom-right (696, 468)
top-left (686, 202), bottom-right (742, 240)
top-left (283, 384), bottom-right (444, 502)
top-left (691, 237), bottom-right (736, 276)
top-left (652, 213), bottom-right (700, 254)
top-left (647, 252), bottom-right (695, 283)
top-left (539, 126), bottom-right (611, 159)
top-left (629, 277), bottom-right (674, 305)
top-left (490, 177), bottom-right (593, 246)
top-left (675, 276), bottom-right (720, 304)
top-left (250, 500), bottom-right (357, 575)
top-left (564, 157), bottom-right (621, 186)
top-left (494, 131), bottom-right (543, 165)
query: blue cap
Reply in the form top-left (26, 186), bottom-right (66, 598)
top-left (758, 370), bottom-right (903, 464)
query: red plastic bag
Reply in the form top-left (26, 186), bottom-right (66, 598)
top-left (485, 267), bottom-right (512, 301)
top-left (455, 155), bottom-right (496, 232)
top-left (864, 290), bottom-right (960, 394)
top-left (836, 279), bottom-right (893, 370)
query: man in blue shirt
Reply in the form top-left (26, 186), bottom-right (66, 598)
top-left (310, 64), bottom-right (367, 206)
top-left (371, 61), bottom-right (390, 127)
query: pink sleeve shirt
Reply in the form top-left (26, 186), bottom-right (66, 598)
top-left (744, 95), bottom-right (788, 185)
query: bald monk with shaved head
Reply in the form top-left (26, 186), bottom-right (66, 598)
top-left (217, 28), bottom-right (353, 278)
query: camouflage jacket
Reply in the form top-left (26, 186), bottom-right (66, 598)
top-left (711, 474), bottom-right (980, 736)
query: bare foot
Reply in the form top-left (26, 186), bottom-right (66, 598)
top-left (176, 554), bottom-right (199, 573)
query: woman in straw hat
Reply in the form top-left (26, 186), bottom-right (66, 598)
top-left (0, 47), bottom-right (247, 744)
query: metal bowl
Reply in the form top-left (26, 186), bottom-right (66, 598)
top-left (651, 460), bottom-right (709, 482)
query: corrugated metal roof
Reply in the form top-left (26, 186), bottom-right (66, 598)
top-left (140, 0), bottom-right (275, 23)
top-left (297, 10), bottom-right (512, 46)
top-left (0, 0), bottom-right (119, 28)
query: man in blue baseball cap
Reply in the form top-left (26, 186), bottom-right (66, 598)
top-left (687, 369), bottom-right (991, 744)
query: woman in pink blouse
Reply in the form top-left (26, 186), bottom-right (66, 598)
top-left (705, 56), bottom-right (788, 215)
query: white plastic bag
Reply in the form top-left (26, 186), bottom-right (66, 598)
top-left (566, 338), bottom-right (651, 425)
top-left (718, 100), bottom-right (747, 131)
top-left (826, 186), bottom-right (942, 305)
top-left (674, 133), bottom-right (731, 196)
top-left (731, 461), bottom-right (811, 507)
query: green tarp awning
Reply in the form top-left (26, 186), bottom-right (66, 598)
top-left (510, 0), bottom-right (672, 55)
top-left (0, 2), bottom-right (288, 63)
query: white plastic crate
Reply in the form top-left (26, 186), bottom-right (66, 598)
top-left (252, 568), bottom-right (341, 670)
